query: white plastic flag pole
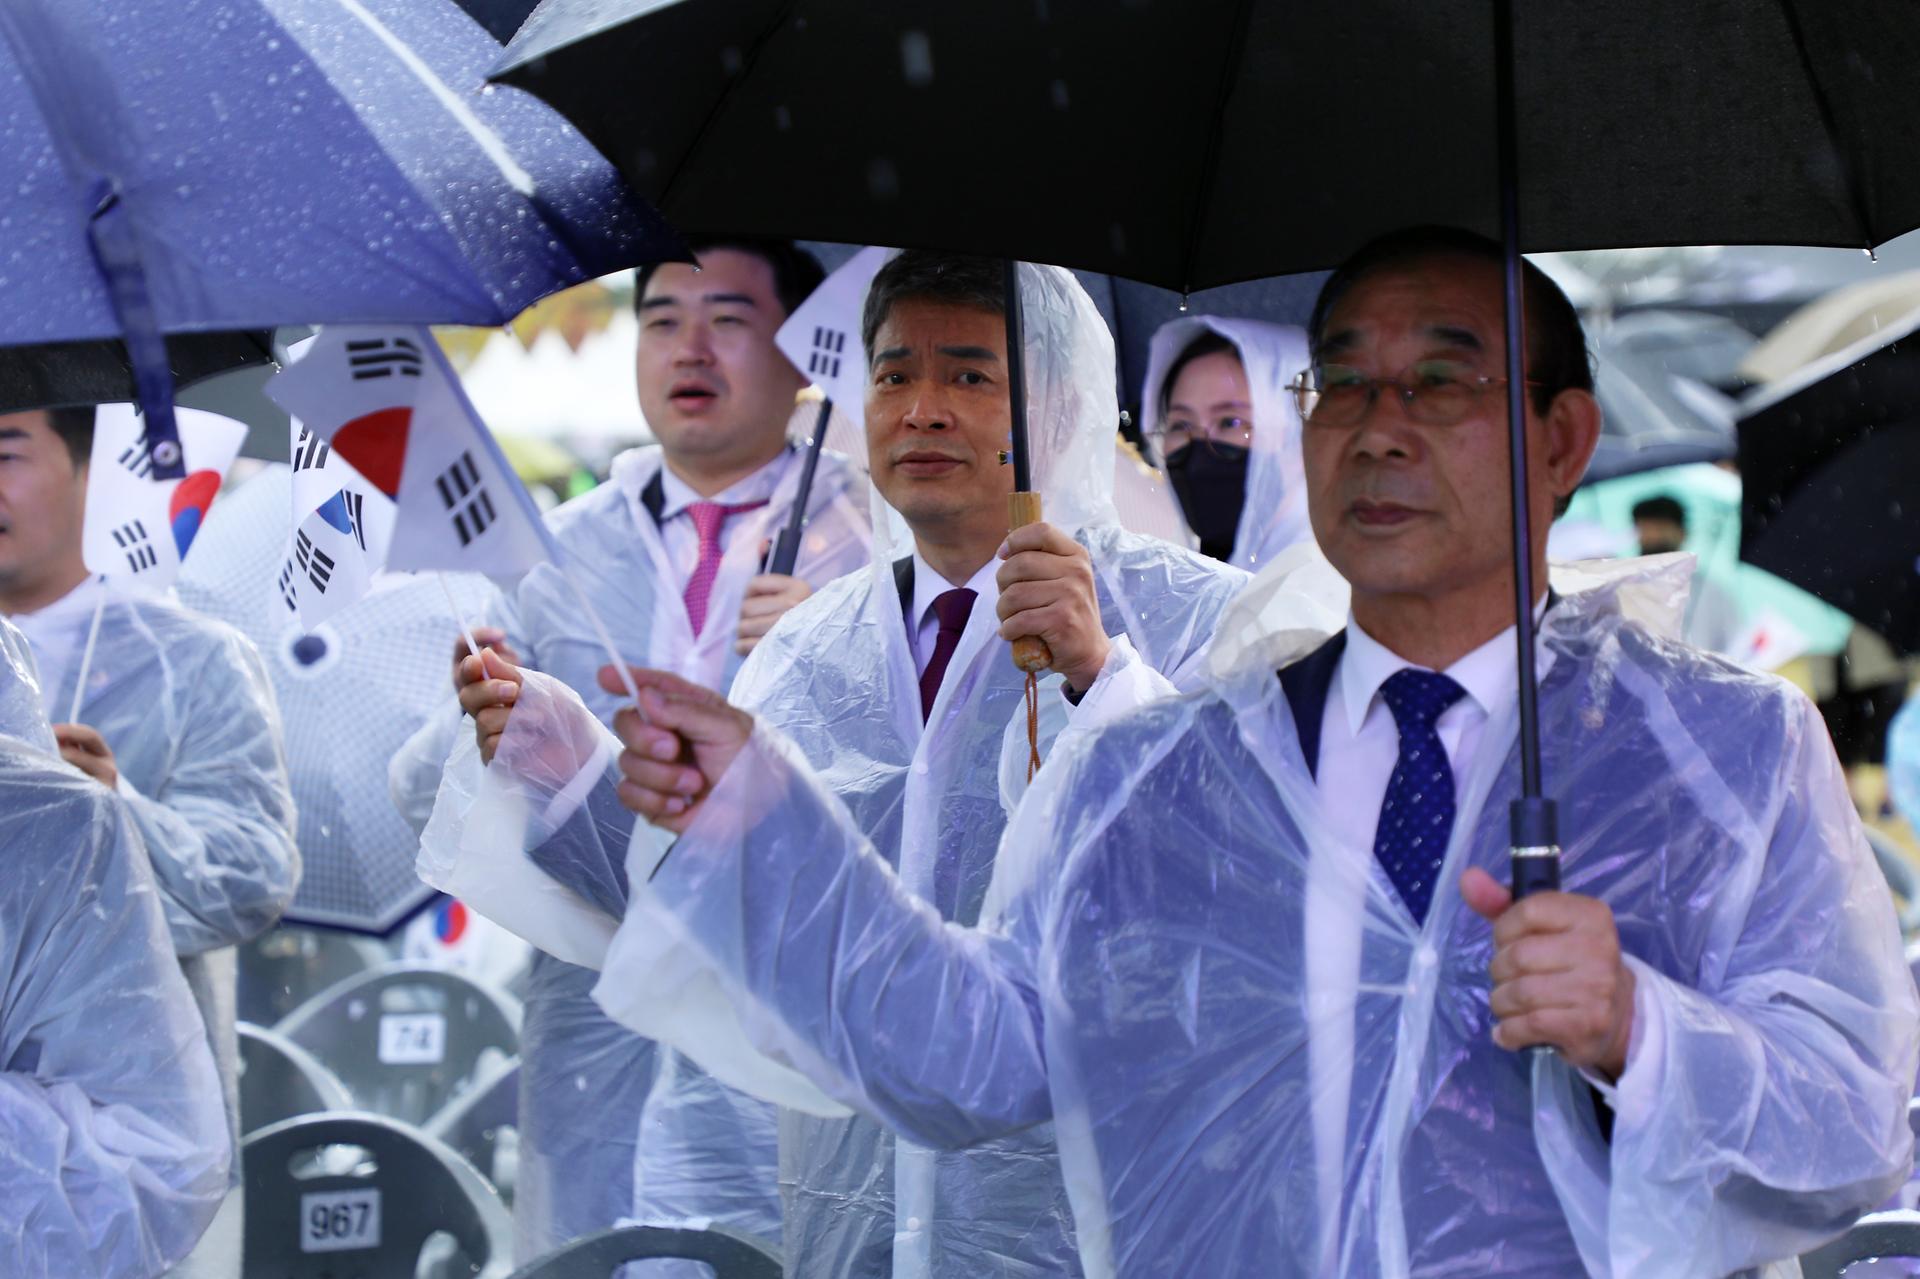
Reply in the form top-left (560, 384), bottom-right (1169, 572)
top-left (555, 561), bottom-right (645, 708)
top-left (64, 586), bottom-right (107, 725)
top-left (438, 572), bottom-right (483, 662)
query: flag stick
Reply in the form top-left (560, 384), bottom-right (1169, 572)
top-left (438, 572), bottom-right (483, 662)
top-left (555, 560), bottom-right (645, 709)
top-left (65, 586), bottom-right (107, 725)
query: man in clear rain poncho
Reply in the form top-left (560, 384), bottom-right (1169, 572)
top-left (397, 239), bottom-right (874, 1267)
top-left (0, 404), bottom-right (298, 1276)
top-left (0, 613), bottom-right (232, 1277)
top-left (598, 228), bottom-right (1919, 1278)
top-left (424, 251), bottom-right (1248, 1276)
top-left (1138, 314), bottom-right (1316, 572)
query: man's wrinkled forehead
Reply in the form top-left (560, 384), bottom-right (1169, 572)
top-left (868, 298), bottom-right (1006, 367)
top-left (1317, 256), bottom-right (1505, 364)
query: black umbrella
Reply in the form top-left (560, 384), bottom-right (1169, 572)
top-left (0, 331), bottom-right (277, 417)
top-left (1738, 319), bottom-right (1920, 655)
top-left (502, 0), bottom-right (1920, 892)
top-left (451, 0), bottom-right (542, 43)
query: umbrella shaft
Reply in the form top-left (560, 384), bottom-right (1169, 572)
top-left (768, 398), bottom-right (833, 577)
top-left (1493, 0), bottom-right (1544, 802)
top-left (1003, 259), bottom-right (1033, 493)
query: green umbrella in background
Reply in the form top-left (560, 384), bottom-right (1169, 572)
top-left (1564, 461), bottom-right (1855, 669)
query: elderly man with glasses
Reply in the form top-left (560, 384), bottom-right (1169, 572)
top-left (594, 226), bottom-right (1916, 1277)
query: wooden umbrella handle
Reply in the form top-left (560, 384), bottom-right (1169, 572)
top-left (1008, 491), bottom-right (1052, 673)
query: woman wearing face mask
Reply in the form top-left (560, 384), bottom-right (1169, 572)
top-left (1140, 317), bottom-right (1314, 569)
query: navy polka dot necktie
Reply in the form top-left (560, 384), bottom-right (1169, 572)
top-left (1374, 668), bottom-right (1469, 925)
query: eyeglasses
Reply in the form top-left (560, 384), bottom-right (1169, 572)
top-left (1288, 361), bottom-right (1538, 429)
top-left (1150, 414), bottom-right (1254, 461)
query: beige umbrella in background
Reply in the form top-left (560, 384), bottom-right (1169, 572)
top-left (1740, 270), bottom-right (1920, 383)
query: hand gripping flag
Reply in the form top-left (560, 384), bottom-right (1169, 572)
top-left (81, 403), bottom-right (248, 594)
top-left (267, 327), bottom-right (552, 582)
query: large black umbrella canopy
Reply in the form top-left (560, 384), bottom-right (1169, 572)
top-left (1738, 321), bottom-right (1920, 654)
top-left (497, 0), bottom-right (1920, 290)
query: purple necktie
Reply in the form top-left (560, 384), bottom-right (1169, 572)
top-left (918, 588), bottom-right (977, 721)
top-left (681, 499), bottom-right (768, 636)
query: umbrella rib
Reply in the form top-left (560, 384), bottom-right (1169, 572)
top-left (1176, 0), bottom-right (1258, 296)
top-left (1773, 0), bottom-right (1880, 251)
top-left (655, 0), bottom-right (796, 219)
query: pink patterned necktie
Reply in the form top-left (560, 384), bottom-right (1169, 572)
top-left (681, 499), bottom-right (768, 636)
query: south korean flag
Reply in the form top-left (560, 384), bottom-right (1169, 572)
top-left (81, 404), bottom-right (247, 594)
top-left (277, 413), bottom-right (398, 630)
top-left (774, 245), bottom-right (892, 451)
top-left (268, 325), bottom-right (550, 582)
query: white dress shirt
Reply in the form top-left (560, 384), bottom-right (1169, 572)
top-left (8, 574), bottom-right (111, 723)
top-left (905, 552), bottom-right (1001, 678)
top-left (635, 450), bottom-right (795, 586)
top-left (1305, 597), bottom-right (1552, 1272)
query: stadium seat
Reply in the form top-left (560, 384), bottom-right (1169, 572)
top-left (238, 1021), bottom-right (355, 1137)
top-left (426, 1054), bottom-right (522, 1203)
top-left (240, 926), bottom-right (392, 1027)
top-left (277, 962), bottom-right (520, 1126)
top-left (244, 1111), bottom-right (513, 1278)
top-left (1802, 1209), bottom-right (1920, 1278)
top-left (506, 1225), bottom-right (782, 1278)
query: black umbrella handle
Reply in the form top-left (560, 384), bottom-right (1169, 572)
top-left (1509, 795), bottom-right (1560, 899)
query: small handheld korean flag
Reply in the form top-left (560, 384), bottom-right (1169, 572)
top-left (277, 415), bottom-right (400, 630)
top-left (268, 326), bottom-right (553, 581)
top-left (774, 245), bottom-right (893, 432)
top-left (81, 403), bottom-right (247, 594)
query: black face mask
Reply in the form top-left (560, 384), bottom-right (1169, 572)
top-left (1165, 443), bottom-right (1249, 563)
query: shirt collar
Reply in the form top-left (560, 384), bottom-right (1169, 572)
top-left (909, 548), bottom-right (1001, 635)
top-left (654, 449), bottom-right (793, 523)
top-left (1338, 594), bottom-right (1552, 737)
top-left (9, 575), bottom-right (106, 629)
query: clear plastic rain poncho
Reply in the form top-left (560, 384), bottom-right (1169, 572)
top-left (1138, 315), bottom-right (1314, 572)
top-left (588, 261), bottom-right (1249, 1278)
top-left (599, 552), bottom-right (1917, 1278)
top-left (0, 615), bottom-right (232, 1277)
top-left (404, 441), bottom-right (871, 1264)
top-left (422, 260), bottom-right (1250, 1277)
top-left (11, 583), bottom-right (298, 1155)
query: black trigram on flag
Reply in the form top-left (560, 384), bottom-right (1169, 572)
top-left (341, 491), bottom-right (367, 552)
top-left (111, 520), bottom-right (159, 574)
top-left (292, 427), bottom-right (332, 472)
top-left (347, 335), bottom-right (424, 381)
top-left (116, 439), bottom-right (155, 479)
top-left (808, 326), bottom-right (846, 381)
top-left (293, 530), bottom-right (336, 594)
top-left (276, 561), bottom-right (297, 613)
top-left (434, 452), bottom-right (496, 547)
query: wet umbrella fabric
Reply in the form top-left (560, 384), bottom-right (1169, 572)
top-left (496, 0), bottom-right (1920, 291)
top-left (177, 466), bottom-right (494, 933)
top-left (0, 0), bottom-right (683, 475)
top-left (0, 331), bottom-right (276, 417)
top-left (1738, 315), bottom-right (1920, 654)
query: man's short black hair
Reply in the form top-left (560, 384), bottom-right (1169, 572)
top-left (44, 405), bottom-right (95, 469)
top-left (635, 238), bottom-right (825, 320)
top-left (861, 251), bottom-right (1006, 356)
top-left (1308, 225), bottom-right (1593, 416)
top-left (1632, 495), bottom-right (1687, 528)
top-left (1158, 329), bottom-right (1241, 417)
